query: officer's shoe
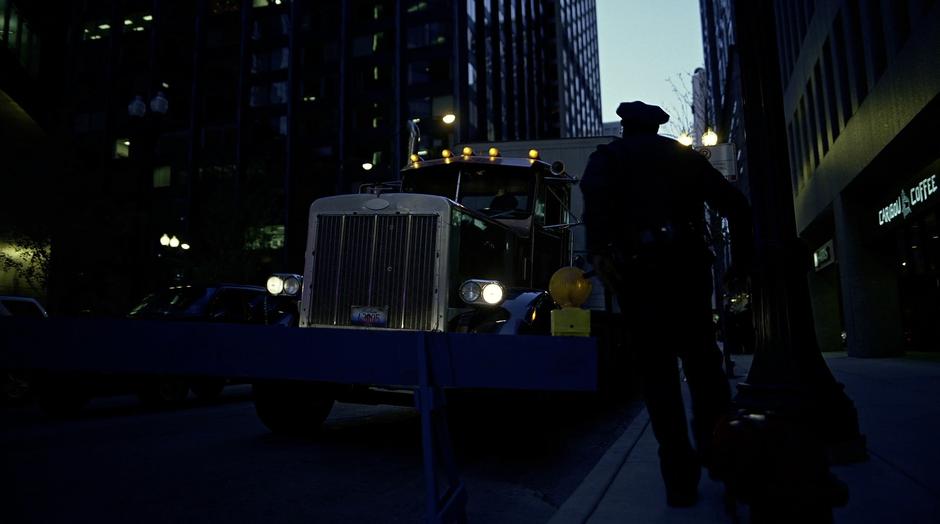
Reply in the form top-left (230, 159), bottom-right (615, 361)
top-left (666, 486), bottom-right (699, 508)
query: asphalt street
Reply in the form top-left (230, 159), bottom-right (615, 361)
top-left (1, 386), bottom-right (642, 523)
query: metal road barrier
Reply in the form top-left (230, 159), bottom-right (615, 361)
top-left (0, 316), bottom-right (597, 523)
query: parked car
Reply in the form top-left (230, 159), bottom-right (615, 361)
top-left (0, 296), bottom-right (49, 405)
top-left (128, 283), bottom-right (296, 326)
top-left (126, 283), bottom-right (297, 404)
top-left (32, 284), bottom-right (297, 416)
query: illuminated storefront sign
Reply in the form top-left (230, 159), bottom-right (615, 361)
top-left (877, 174), bottom-right (938, 226)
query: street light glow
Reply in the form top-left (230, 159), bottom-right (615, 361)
top-left (701, 128), bottom-right (719, 147)
top-left (677, 132), bottom-right (694, 146)
top-left (180, 243), bottom-right (190, 250)
top-left (169, 235), bottom-right (180, 248)
top-left (159, 234), bottom-right (170, 246)
top-left (442, 113), bottom-right (457, 125)
top-left (362, 162), bottom-right (373, 171)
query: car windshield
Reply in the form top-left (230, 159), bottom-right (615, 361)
top-left (128, 287), bottom-right (215, 319)
top-left (402, 164), bottom-right (534, 218)
top-left (0, 299), bottom-right (45, 317)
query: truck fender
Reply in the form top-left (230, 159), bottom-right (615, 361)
top-left (450, 290), bottom-right (554, 335)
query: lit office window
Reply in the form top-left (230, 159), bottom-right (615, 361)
top-left (6, 5), bottom-right (19, 48)
top-left (82, 20), bottom-right (111, 41)
top-left (153, 166), bottom-right (171, 188)
top-left (114, 139), bottom-right (131, 159)
top-left (0, 0), bottom-right (7, 43)
top-left (407, 2), bottom-right (429, 13)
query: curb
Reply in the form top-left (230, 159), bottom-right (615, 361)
top-left (548, 408), bottom-right (651, 524)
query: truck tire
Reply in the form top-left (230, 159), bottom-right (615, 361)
top-left (2, 370), bottom-right (32, 406)
top-left (37, 376), bottom-right (89, 417)
top-left (138, 377), bottom-right (190, 407)
top-left (253, 381), bottom-right (334, 436)
top-left (191, 379), bottom-right (226, 401)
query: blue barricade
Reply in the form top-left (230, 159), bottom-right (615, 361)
top-left (0, 317), bottom-right (597, 391)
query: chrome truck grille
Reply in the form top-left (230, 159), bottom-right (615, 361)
top-left (308, 214), bottom-right (438, 330)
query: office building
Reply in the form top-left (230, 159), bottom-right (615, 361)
top-left (775, 0), bottom-right (939, 356)
top-left (2, 0), bottom-right (602, 313)
top-left (701, 0), bottom-right (939, 356)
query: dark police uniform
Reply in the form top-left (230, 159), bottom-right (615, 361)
top-left (581, 101), bottom-right (752, 507)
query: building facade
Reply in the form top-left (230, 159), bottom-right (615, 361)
top-left (701, 0), bottom-right (939, 356)
top-left (699, 0), bottom-right (749, 196)
top-left (552, 0), bottom-right (602, 137)
top-left (2, 0), bottom-right (602, 314)
top-left (775, 0), bottom-right (940, 356)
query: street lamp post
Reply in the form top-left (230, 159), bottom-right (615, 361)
top-left (732, 0), bottom-right (864, 462)
top-left (157, 233), bottom-right (191, 282)
top-left (129, 92), bottom-right (170, 291)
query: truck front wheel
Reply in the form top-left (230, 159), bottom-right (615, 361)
top-left (36, 375), bottom-right (89, 417)
top-left (253, 381), bottom-right (334, 436)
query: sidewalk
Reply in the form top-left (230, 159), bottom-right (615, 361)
top-left (549, 353), bottom-right (940, 523)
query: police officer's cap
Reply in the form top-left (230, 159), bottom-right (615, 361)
top-left (616, 101), bottom-right (670, 126)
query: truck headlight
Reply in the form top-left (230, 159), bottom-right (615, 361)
top-left (266, 275), bottom-right (284, 296)
top-left (481, 283), bottom-right (503, 304)
top-left (283, 275), bottom-right (302, 296)
top-left (266, 273), bottom-right (303, 296)
top-left (459, 281), bottom-right (481, 303)
top-left (459, 279), bottom-right (505, 306)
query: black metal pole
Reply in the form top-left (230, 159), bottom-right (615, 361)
top-left (235, 0), bottom-right (252, 212)
top-left (186, 0), bottom-right (207, 251)
top-left (393, 0), bottom-right (402, 175)
top-left (336, 0), bottom-right (349, 194)
top-left (285, 0), bottom-right (302, 269)
top-left (731, 0), bottom-right (865, 462)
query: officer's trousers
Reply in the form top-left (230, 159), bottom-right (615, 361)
top-left (618, 259), bottom-right (731, 494)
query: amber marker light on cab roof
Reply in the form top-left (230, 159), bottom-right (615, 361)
top-left (488, 147), bottom-right (500, 157)
top-left (462, 146), bottom-right (474, 156)
top-left (528, 149), bottom-right (540, 160)
top-left (441, 149), bottom-right (452, 158)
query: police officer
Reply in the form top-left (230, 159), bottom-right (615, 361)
top-left (581, 101), bottom-right (752, 507)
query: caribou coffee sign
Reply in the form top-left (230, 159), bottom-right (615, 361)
top-left (877, 174), bottom-right (938, 226)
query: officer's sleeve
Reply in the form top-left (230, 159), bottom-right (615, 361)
top-left (580, 145), bottom-right (618, 254)
top-left (698, 155), bottom-right (753, 269)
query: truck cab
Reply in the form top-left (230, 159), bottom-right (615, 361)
top-left (287, 147), bottom-right (577, 335)
top-left (256, 147), bottom-right (590, 436)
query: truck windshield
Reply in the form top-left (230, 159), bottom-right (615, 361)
top-left (402, 164), bottom-right (534, 218)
